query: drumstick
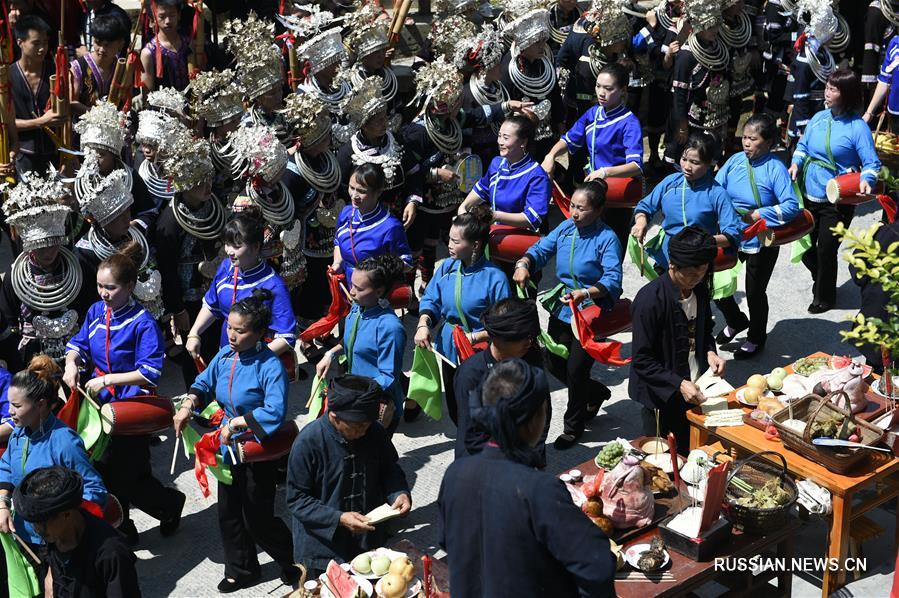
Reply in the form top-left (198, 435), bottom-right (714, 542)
top-left (169, 434), bottom-right (180, 475)
top-left (338, 280), bottom-right (353, 303)
top-left (432, 347), bottom-right (457, 369)
top-left (226, 443), bottom-right (237, 465)
top-left (14, 533), bottom-right (41, 565)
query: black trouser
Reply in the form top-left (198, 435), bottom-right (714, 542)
top-left (97, 435), bottom-right (183, 523)
top-left (714, 246), bottom-right (780, 346)
top-left (546, 317), bottom-right (609, 436)
top-left (801, 201), bottom-right (855, 305)
top-left (295, 256), bottom-right (332, 320)
top-left (218, 460), bottom-right (294, 580)
top-left (442, 358), bottom-right (458, 426)
top-left (640, 404), bottom-right (690, 457)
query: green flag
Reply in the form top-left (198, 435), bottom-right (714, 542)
top-left (1, 531), bottom-right (40, 597)
top-left (712, 261), bottom-right (743, 300)
top-left (407, 346), bottom-right (443, 420)
top-left (516, 285), bottom-right (570, 358)
top-left (790, 180), bottom-right (812, 263)
top-left (181, 425), bottom-right (233, 485)
top-left (627, 234), bottom-right (660, 280)
top-left (306, 375), bottom-right (327, 423)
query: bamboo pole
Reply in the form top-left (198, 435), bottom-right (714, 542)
top-left (107, 58), bottom-right (126, 106)
top-left (187, 1), bottom-right (206, 76)
top-left (388, 0), bottom-right (413, 49)
top-left (288, 45), bottom-right (300, 92)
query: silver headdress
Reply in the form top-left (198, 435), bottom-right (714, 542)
top-left (344, 2), bottom-right (390, 60)
top-left (224, 11), bottom-right (283, 99)
top-left (281, 92), bottom-right (331, 147)
top-left (161, 130), bottom-right (215, 192)
top-left (415, 55), bottom-right (464, 108)
top-left (429, 16), bottom-right (478, 59)
top-left (506, 8), bottom-right (552, 50)
top-left (1, 169), bottom-right (70, 251)
top-left (298, 28), bottom-right (347, 76)
top-left (340, 75), bottom-right (388, 129)
top-left (685, 0), bottom-right (723, 31)
top-left (585, 0), bottom-right (632, 47)
top-left (135, 109), bottom-right (180, 148)
top-left (454, 24), bottom-right (505, 73)
top-left (276, 5), bottom-right (339, 39)
top-left (188, 69), bottom-right (246, 127)
top-left (74, 102), bottom-right (129, 154)
top-left (229, 125), bottom-right (289, 185)
top-left (77, 169), bottom-right (134, 227)
top-left (147, 86), bottom-right (187, 116)
top-left (435, 0), bottom-right (480, 15)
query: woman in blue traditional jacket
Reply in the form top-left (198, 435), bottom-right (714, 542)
top-left (864, 32), bottom-right (899, 131)
top-left (332, 163), bottom-right (413, 284)
top-left (513, 181), bottom-right (623, 450)
top-left (63, 247), bottom-right (184, 545)
top-left (789, 68), bottom-right (881, 313)
top-left (631, 133), bottom-right (742, 268)
top-left (0, 365), bottom-right (12, 445)
top-left (0, 356), bottom-right (107, 557)
top-left (714, 114), bottom-right (800, 359)
top-left (457, 114), bottom-right (551, 233)
top-left (174, 289), bottom-right (295, 594)
top-left (185, 214), bottom-right (297, 361)
top-left (542, 63), bottom-right (644, 247)
top-left (414, 205), bottom-right (511, 424)
top-left (316, 255), bottom-right (407, 436)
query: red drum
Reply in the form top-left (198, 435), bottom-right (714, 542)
top-left (581, 298), bottom-right (632, 338)
top-left (236, 421), bottom-right (299, 463)
top-left (99, 396), bottom-right (174, 436)
top-left (103, 494), bottom-right (124, 529)
top-left (714, 248), bottom-right (737, 272)
top-left (761, 209), bottom-right (815, 247)
top-left (488, 225), bottom-right (541, 264)
top-left (826, 173), bottom-right (884, 205)
top-left (604, 177), bottom-right (644, 209)
top-left (387, 282), bottom-right (414, 309)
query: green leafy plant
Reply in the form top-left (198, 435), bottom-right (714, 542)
top-left (834, 221), bottom-right (899, 368)
top-left (878, 166), bottom-right (899, 193)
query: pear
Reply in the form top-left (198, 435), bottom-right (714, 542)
top-left (352, 553), bottom-right (372, 574)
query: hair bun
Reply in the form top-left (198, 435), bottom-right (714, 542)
top-left (27, 354), bottom-right (62, 386)
top-left (250, 288), bottom-right (274, 303)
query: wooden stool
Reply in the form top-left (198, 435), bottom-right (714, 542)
top-left (848, 516), bottom-right (884, 580)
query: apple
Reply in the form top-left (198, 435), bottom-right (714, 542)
top-left (766, 375), bottom-right (783, 392)
top-left (352, 554), bottom-right (371, 574)
top-left (371, 555), bottom-right (391, 576)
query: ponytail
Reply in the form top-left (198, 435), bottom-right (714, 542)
top-left (11, 355), bottom-right (62, 406)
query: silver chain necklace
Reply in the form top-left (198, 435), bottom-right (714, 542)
top-left (88, 225), bottom-right (150, 270)
top-left (352, 66), bottom-right (397, 104)
top-left (806, 44), bottom-right (835, 83)
top-left (173, 194), bottom-right (226, 240)
top-left (688, 34), bottom-right (730, 71)
top-left (295, 149), bottom-right (340, 194)
top-left (470, 75), bottom-right (509, 133)
top-left (508, 44), bottom-right (556, 99)
top-left (138, 160), bottom-right (175, 202)
top-left (211, 137), bottom-right (239, 175)
top-left (719, 12), bottom-right (752, 48)
top-left (75, 162), bottom-right (134, 204)
top-left (248, 181), bottom-right (295, 227)
top-left (306, 76), bottom-right (352, 113)
top-left (351, 132), bottom-right (403, 188)
top-left (11, 249), bottom-right (82, 312)
top-left (424, 111), bottom-right (463, 155)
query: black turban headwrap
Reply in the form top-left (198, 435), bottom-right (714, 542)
top-left (13, 466), bottom-right (83, 523)
top-left (482, 299), bottom-right (540, 341)
top-left (327, 375), bottom-right (385, 422)
top-left (470, 358), bottom-right (549, 467)
top-left (668, 225), bottom-right (718, 268)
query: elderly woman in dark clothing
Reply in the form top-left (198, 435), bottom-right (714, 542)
top-left (286, 375), bottom-right (411, 578)
top-left (628, 226), bottom-right (726, 453)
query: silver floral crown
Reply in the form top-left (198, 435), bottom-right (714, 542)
top-left (589, 0), bottom-right (632, 47)
top-left (1, 168), bottom-right (70, 251)
top-left (276, 5), bottom-right (340, 39)
top-left (147, 86), bottom-right (186, 115)
top-left (454, 24), bottom-right (505, 73)
top-left (74, 102), bottom-right (129, 154)
top-left (415, 55), bottom-right (464, 107)
top-left (161, 129), bottom-right (214, 192)
top-left (685, 0), bottom-right (723, 31)
top-left (344, 2), bottom-right (390, 59)
top-left (224, 11), bottom-right (283, 99)
top-left (340, 75), bottom-right (388, 128)
top-left (229, 125), bottom-right (289, 185)
top-left (796, 0), bottom-right (837, 46)
top-left (435, 0), bottom-right (480, 14)
top-left (299, 28), bottom-right (346, 76)
top-left (506, 8), bottom-right (552, 49)
top-left (78, 169), bottom-right (134, 227)
top-left (136, 109), bottom-right (180, 147)
top-left (280, 92), bottom-right (331, 146)
top-left (430, 16), bottom-right (478, 59)
top-left (188, 69), bottom-right (246, 127)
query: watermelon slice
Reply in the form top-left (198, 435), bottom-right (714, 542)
top-left (325, 561), bottom-right (363, 598)
top-left (829, 355), bottom-right (873, 378)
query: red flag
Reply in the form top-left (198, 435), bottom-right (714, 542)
top-left (569, 299), bottom-right (630, 366)
top-left (79, 499), bottom-right (103, 519)
top-left (552, 180), bottom-right (571, 219)
top-left (741, 218), bottom-right (768, 241)
top-left (57, 387), bottom-right (81, 430)
top-left (193, 429), bottom-right (222, 498)
top-left (452, 325), bottom-right (475, 362)
top-left (877, 194), bottom-right (897, 224)
top-left (299, 269), bottom-right (351, 342)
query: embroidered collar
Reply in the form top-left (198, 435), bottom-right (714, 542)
top-left (352, 203), bottom-right (386, 225)
top-left (231, 261), bottom-right (267, 279)
top-left (598, 104), bottom-right (626, 120)
top-left (505, 154), bottom-right (533, 171)
top-left (109, 299), bottom-right (139, 318)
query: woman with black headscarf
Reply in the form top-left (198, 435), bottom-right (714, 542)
top-left (438, 359), bottom-right (616, 598)
top-left (628, 226), bottom-right (726, 453)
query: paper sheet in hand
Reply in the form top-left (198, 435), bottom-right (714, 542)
top-left (697, 368), bottom-right (735, 398)
top-left (365, 503), bottom-right (402, 525)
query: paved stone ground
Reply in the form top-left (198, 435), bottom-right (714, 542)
top-left (84, 199), bottom-right (891, 597)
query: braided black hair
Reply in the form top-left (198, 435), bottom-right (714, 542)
top-left (355, 254), bottom-right (405, 295)
top-left (229, 288), bottom-right (273, 333)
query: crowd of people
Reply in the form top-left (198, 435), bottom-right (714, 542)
top-left (0, 0), bottom-right (896, 595)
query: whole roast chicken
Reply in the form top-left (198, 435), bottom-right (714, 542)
top-left (600, 455), bottom-right (655, 529)
top-left (820, 362), bottom-right (868, 414)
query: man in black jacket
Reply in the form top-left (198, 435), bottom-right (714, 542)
top-left (628, 226), bottom-right (726, 453)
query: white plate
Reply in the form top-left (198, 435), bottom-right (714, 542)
top-left (374, 577), bottom-right (422, 598)
top-left (624, 543), bottom-right (671, 570)
top-left (871, 376), bottom-right (899, 398)
top-left (349, 548), bottom-right (408, 579)
top-left (644, 452), bottom-right (683, 474)
top-left (736, 387), bottom-right (775, 407)
top-left (320, 563), bottom-right (374, 597)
